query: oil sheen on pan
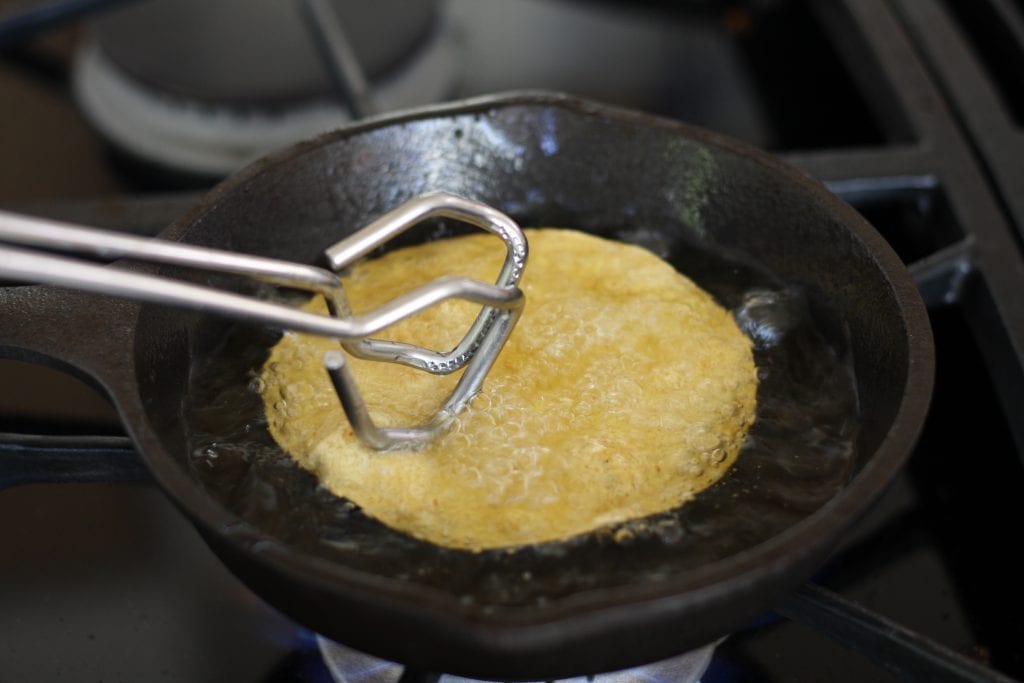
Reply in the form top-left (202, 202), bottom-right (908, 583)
top-left (260, 229), bottom-right (758, 551)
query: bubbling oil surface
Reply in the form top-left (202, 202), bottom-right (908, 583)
top-left (183, 228), bottom-right (858, 608)
top-left (260, 230), bottom-right (758, 551)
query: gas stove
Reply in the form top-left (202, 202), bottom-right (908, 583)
top-left (1, 1), bottom-right (1023, 681)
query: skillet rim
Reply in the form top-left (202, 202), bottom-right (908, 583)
top-left (128, 91), bottom-right (934, 640)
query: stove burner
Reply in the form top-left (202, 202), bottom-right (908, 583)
top-left (3, 0), bottom-right (1024, 680)
top-left (316, 636), bottom-right (717, 683)
top-left (70, 1), bottom-right (458, 177)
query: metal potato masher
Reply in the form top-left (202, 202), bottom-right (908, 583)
top-left (0, 192), bottom-right (528, 450)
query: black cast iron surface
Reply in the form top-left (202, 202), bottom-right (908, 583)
top-left (0, 92), bottom-right (932, 679)
top-left (2, 0), bottom-right (1024, 681)
top-left (718, 1), bottom-right (1024, 680)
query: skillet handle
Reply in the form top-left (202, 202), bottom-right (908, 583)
top-left (0, 282), bottom-right (146, 489)
top-left (0, 282), bottom-right (137, 384)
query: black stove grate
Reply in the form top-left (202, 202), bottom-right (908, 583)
top-left (1, 0), bottom-right (1023, 681)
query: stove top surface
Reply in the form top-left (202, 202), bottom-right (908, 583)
top-left (2, 1), bottom-right (1023, 681)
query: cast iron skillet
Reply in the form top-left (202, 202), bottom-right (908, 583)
top-left (0, 92), bottom-right (933, 679)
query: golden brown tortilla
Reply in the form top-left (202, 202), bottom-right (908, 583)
top-left (261, 229), bottom-right (757, 551)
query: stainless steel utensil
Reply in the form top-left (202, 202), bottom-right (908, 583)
top-left (0, 191), bottom-right (527, 450)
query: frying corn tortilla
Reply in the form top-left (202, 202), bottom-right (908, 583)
top-left (262, 229), bottom-right (758, 551)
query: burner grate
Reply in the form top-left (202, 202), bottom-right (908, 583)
top-left (2, 0), bottom-right (1024, 681)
